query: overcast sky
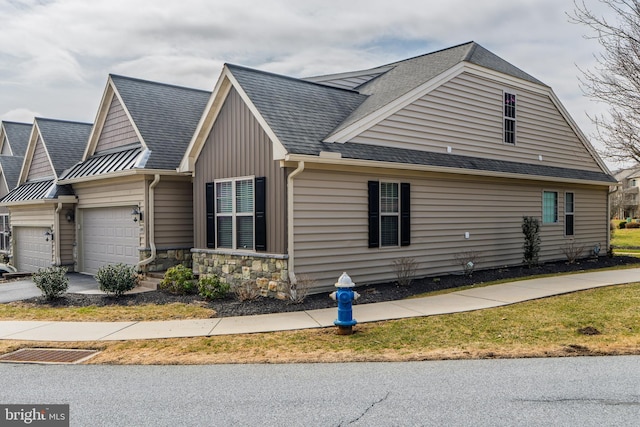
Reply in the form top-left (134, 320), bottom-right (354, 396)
top-left (0, 0), bottom-right (617, 166)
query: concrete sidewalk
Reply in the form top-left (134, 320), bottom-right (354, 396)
top-left (1, 268), bottom-right (638, 342)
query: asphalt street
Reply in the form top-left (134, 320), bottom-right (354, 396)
top-left (1, 356), bottom-right (638, 426)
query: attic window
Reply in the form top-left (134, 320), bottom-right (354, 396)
top-left (504, 92), bottom-right (516, 144)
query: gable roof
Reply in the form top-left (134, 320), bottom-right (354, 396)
top-left (0, 121), bottom-right (31, 157)
top-left (318, 42), bottom-right (545, 140)
top-left (109, 74), bottom-right (211, 170)
top-left (32, 118), bottom-right (92, 178)
top-left (0, 155), bottom-right (26, 190)
top-left (183, 41), bottom-right (612, 184)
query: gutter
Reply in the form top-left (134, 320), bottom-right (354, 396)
top-left (286, 161), bottom-right (305, 285)
top-left (136, 174), bottom-right (160, 271)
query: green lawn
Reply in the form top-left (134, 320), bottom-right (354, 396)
top-left (612, 228), bottom-right (640, 248)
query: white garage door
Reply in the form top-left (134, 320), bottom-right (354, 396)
top-left (81, 207), bottom-right (140, 275)
top-left (14, 227), bottom-right (53, 273)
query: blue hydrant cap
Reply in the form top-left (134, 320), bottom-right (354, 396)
top-left (335, 272), bottom-right (355, 288)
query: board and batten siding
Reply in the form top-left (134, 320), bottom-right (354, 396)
top-left (154, 178), bottom-right (193, 248)
top-left (193, 87), bottom-right (287, 253)
top-left (95, 95), bottom-right (139, 153)
top-left (27, 136), bottom-right (54, 180)
top-left (58, 203), bottom-right (75, 266)
top-left (292, 169), bottom-right (608, 290)
top-left (350, 72), bottom-right (603, 173)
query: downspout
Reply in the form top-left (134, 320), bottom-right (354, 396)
top-left (54, 202), bottom-right (62, 266)
top-left (137, 174), bottom-right (160, 271)
top-left (287, 161), bottom-right (305, 285)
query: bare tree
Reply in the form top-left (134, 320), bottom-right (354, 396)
top-left (570, 0), bottom-right (640, 163)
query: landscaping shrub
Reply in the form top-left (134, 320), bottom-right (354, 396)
top-left (160, 264), bottom-right (196, 295)
top-left (522, 216), bottom-right (541, 267)
top-left (619, 221), bottom-right (627, 229)
top-left (198, 275), bottom-right (230, 300)
top-left (390, 257), bottom-right (419, 286)
top-left (454, 250), bottom-right (480, 277)
top-left (234, 280), bottom-right (260, 301)
top-left (32, 266), bottom-right (69, 300)
top-left (96, 263), bottom-right (138, 297)
top-left (624, 221), bottom-right (640, 229)
top-left (287, 273), bottom-right (315, 304)
top-left (561, 239), bottom-right (585, 264)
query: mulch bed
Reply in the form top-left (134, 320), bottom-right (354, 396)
top-left (14, 255), bottom-right (639, 318)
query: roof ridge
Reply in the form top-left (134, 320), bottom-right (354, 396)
top-left (1, 121), bottom-right (31, 126)
top-left (109, 73), bottom-right (211, 95)
top-left (34, 117), bottom-right (93, 126)
top-left (381, 41), bottom-right (476, 68)
top-left (226, 63), bottom-right (363, 94)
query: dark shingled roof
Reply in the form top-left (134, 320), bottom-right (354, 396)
top-left (322, 142), bottom-right (617, 184)
top-left (35, 118), bottom-right (92, 177)
top-left (110, 74), bottom-right (211, 170)
top-left (0, 155), bottom-right (25, 190)
top-left (227, 42), bottom-right (612, 184)
top-left (2, 121), bottom-right (31, 157)
top-left (328, 42), bottom-right (545, 138)
top-left (228, 64), bottom-right (367, 155)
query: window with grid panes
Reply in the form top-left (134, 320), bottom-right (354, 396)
top-left (215, 178), bottom-right (254, 250)
top-left (504, 92), bottom-right (516, 144)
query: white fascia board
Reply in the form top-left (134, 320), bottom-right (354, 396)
top-left (284, 153), bottom-right (614, 187)
top-left (325, 63), bottom-right (467, 143)
top-left (224, 70), bottom-right (288, 160)
top-left (178, 68), bottom-right (232, 173)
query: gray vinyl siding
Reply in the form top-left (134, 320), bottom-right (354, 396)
top-left (193, 87), bottom-right (287, 253)
top-left (95, 95), bottom-right (139, 153)
top-left (27, 136), bottom-right (54, 180)
top-left (154, 178), bottom-right (193, 248)
top-left (73, 178), bottom-right (146, 247)
top-left (350, 72), bottom-right (603, 173)
top-left (293, 169), bottom-right (608, 291)
top-left (58, 203), bottom-right (75, 267)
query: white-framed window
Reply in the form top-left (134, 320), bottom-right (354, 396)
top-left (504, 92), bottom-right (516, 144)
top-left (543, 191), bottom-right (558, 224)
top-left (565, 192), bottom-right (575, 236)
top-left (380, 182), bottom-right (399, 247)
top-left (215, 177), bottom-right (254, 250)
top-left (0, 214), bottom-right (9, 252)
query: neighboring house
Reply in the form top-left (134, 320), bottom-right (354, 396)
top-left (0, 118), bottom-right (91, 272)
top-left (0, 121), bottom-right (31, 256)
top-left (180, 41), bottom-right (615, 296)
top-left (609, 166), bottom-right (640, 219)
top-left (57, 74), bottom-right (210, 274)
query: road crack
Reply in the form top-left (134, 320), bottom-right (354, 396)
top-left (342, 392), bottom-right (391, 425)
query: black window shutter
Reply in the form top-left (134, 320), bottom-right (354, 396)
top-left (206, 182), bottom-right (215, 248)
top-left (400, 182), bottom-right (411, 246)
top-left (368, 181), bottom-right (379, 248)
top-left (255, 177), bottom-right (267, 251)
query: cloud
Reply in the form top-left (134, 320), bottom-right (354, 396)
top-left (1, 108), bottom-right (40, 123)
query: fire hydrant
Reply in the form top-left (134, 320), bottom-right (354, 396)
top-left (329, 272), bottom-right (360, 335)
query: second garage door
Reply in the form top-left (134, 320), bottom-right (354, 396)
top-left (14, 226), bottom-right (53, 273)
top-left (81, 207), bottom-right (140, 275)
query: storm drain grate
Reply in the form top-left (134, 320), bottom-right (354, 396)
top-left (0, 348), bottom-right (99, 364)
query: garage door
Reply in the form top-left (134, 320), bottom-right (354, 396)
top-left (81, 207), bottom-right (140, 275)
top-left (14, 227), bottom-right (53, 273)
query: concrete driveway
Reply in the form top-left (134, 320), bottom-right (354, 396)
top-left (0, 273), bottom-right (98, 303)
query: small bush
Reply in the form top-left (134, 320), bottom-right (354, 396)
top-left (96, 263), bottom-right (138, 297)
top-left (522, 216), bottom-right (541, 267)
top-left (32, 266), bottom-right (69, 300)
top-left (198, 275), bottom-right (230, 300)
top-left (561, 240), bottom-right (585, 264)
top-left (160, 264), bottom-right (196, 295)
top-left (624, 221), bottom-right (640, 229)
top-left (454, 250), bottom-right (480, 277)
top-left (619, 221), bottom-right (627, 229)
top-left (287, 273), bottom-right (315, 304)
top-left (234, 280), bottom-right (260, 302)
top-left (391, 257), bottom-right (419, 286)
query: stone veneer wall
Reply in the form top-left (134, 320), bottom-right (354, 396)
top-left (191, 249), bottom-right (289, 299)
top-left (139, 247), bottom-right (192, 273)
